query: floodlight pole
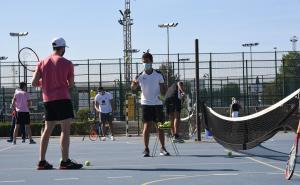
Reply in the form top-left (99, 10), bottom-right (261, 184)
top-left (159, 23), bottom-right (178, 87)
top-left (242, 42), bottom-right (259, 84)
top-left (9, 32), bottom-right (29, 84)
top-left (179, 58), bottom-right (190, 81)
top-left (0, 56), bottom-right (8, 88)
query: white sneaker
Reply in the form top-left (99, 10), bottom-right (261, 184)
top-left (101, 137), bottom-right (106, 141)
top-left (110, 136), bottom-right (115, 141)
top-left (160, 148), bottom-right (170, 156)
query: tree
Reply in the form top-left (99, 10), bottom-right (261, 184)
top-left (159, 63), bottom-right (177, 86)
top-left (222, 83), bottom-right (241, 106)
top-left (278, 51), bottom-right (300, 95)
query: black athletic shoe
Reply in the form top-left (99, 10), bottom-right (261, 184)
top-left (29, 139), bottom-right (36, 144)
top-left (143, 148), bottom-right (150, 157)
top-left (37, 160), bottom-right (53, 170)
top-left (60, 159), bottom-right (83, 170)
top-left (7, 139), bottom-right (13, 143)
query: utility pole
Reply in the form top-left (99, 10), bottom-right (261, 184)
top-left (118, 0), bottom-right (139, 88)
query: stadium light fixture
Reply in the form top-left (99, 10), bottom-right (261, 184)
top-left (158, 22), bottom-right (178, 87)
top-left (9, 32), bottom-right (29, 83)
top-left (242, 42), bottom-right (259, 83)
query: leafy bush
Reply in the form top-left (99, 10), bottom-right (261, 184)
top-left (77, 108), bottom-right (90, 122)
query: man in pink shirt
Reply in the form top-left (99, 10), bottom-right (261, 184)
top-left (32, 37), bottom-right (82, 170)
top-left (12, 82), bottom-right (36, 145)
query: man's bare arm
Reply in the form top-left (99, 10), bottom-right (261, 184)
top-left (95, 101), bottom-right (100, 112)
top-left (131, 80), bottom-right (138, 90)
top-left (31, 71), bottom-right (41, 87)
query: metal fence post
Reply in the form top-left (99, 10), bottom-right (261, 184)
top-left (195, 39), bottom-right (201, 141)
top-left (99, 62), bottom-right (102, 87)
top-left (282, 59), bottom-right (286, 98)
top-left (209, 53), bottom-right (213, 107)
top-left (242, 52), bottom-right (246, 113)
top-left (87, 59), bottom-right (91, 111)
top-left (246, 59), bottom-right (249, 115)
top-left (177, 53), bottom-right (180, 79)
top-left (119, 58), bottom-right (124, 120)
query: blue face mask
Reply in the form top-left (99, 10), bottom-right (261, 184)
top-left (143, 63), bottom-right (152, 71)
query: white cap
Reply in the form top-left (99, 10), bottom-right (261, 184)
top-left (52, 37), bottom-right (68, 48)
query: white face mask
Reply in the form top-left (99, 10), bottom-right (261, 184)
top-left (143, 63), bottom-right (152, 71)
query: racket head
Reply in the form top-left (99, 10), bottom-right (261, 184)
top-left (285, 144), bottom-right (297, 180)
top-left (18, 47), bottom-right (39, 73)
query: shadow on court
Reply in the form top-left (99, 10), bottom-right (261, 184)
top-left (235, 144), bottom-right (300, 163)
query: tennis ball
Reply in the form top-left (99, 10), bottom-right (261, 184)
top-left (227, 151), bottom-right (232, 157)
top-left (85, 160), bottom-right (91, 166)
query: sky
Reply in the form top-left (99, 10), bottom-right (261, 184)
top-left (1, 0), bottom-right (300, 62)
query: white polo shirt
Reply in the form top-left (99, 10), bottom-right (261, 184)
top-left (136, 70), bottom-right (164, 105)
top-left (94, 92), bottom-right (113, 113)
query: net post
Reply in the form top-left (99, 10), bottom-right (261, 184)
top-left (126, 98), bottom-right (129, 137)
top-left (195, 39), bottom-right (201, 141)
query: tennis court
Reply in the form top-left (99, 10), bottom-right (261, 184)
top-left (0, 132), bottom-right (299, 185)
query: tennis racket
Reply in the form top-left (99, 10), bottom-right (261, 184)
top-left (285, 124), bottom-right (300, 180)
top-left (18, 47), bottom-right (40, 72)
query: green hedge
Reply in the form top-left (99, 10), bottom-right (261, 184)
top-left (0, 121), bottom-right (91, 137)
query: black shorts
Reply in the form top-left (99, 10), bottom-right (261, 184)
top-left (165, 98), bottom-right (181, 115)
top-left (16, 112), bottom-right (30, 125)
top-left (44, 99), bottom-right (74, 121)
top-left (100, 113), bottom-right (112, 123)
top-left (141, 105), bottom-right (164, 123)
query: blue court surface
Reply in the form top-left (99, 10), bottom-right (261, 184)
top-left (0, 132), bottom-right (299, 185)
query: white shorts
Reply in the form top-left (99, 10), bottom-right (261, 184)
top-left (231, 111), bottom-right (239, 118)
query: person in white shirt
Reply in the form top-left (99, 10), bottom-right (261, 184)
top-left (131, 52), bottom-right (170, 157)
top-left (94, 87), bottom-right (115, 141)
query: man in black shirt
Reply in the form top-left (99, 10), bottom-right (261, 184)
top-left (165, 81), bottom-right (185, 143)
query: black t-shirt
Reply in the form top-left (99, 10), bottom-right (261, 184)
top-left (231, 103), bottom-right (240, 111)
top-left (165, 83), bottom-right (178, 100)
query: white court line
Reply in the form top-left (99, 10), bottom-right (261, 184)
top-left (141, 173), bottom-right (239, 185)
top-left (160, 175), bottom-right (187, 177)
top-left (142, 171), bottom-right (289, 185)
top-left (0, 180), bottom-right (25, 183)
top-left (107, 176), bottom-right (132, 179)
top-left (246, 156), bottom-right (300, 177)
top-left (212, 173), bottom-right (239, 176)
top-left (54, 178), bottom-right (79, 181)
top-left (0, 146), bottom-right (15, 152)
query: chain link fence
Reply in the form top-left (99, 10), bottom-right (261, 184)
top-left (0, 51), bottom-right (299, 126)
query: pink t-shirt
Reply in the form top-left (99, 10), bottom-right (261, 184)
top-left (14, 89), bottom-right (30, 112)
top-left (36, 54), bottom-right (74, 102)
